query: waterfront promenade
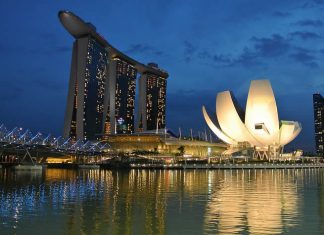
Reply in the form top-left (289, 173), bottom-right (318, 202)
top-left (130, 163), bottom-right (324, 170)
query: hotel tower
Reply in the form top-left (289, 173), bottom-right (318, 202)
top-left (59, 11), bottom-right (168, 140)
top-left (138, 63), bottom-right (167, 131)
top-left (313, 93), bottom-right (324, 156)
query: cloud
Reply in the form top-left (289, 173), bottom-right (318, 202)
top-left (290, 48), bottom-right (318, 68)
top-left (183, 40), bottom-right (197, 63)
top-left (125, 43), bottom-right (163, 56)
top-left (251, 34), bottom-right (290, 58)
top-left (295, 19), bottom-right (323, 27)
top-left (195, 37), bottom-right (285, 68)
top-left (312, 0), bottom-right (324, 5)
top-left (210, 34), bottom-right (290, 68)
top-left (233, 48), bottom-right (260, 68)
top-left (126, 43), bottom-right (151, 53)
top-left (301, 0), bottom-right (324, 9)
top-left (272, 11), bottom-right (291, 17)
top-left (213, 54), bottom-right (232, 64)
top-left (184, 41), bottom-right (196, 55)
top-left (197, 50), bottom-right (211, 59)
top-left (289, 31), bottom-right (321, 40)
top-left (196, 32), bottom-right (323, 69)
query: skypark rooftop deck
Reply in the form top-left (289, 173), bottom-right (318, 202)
top-left (59, 10), bottom-right (168, 77)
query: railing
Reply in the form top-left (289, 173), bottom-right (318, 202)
top-left (130, 163), bottom-right (324, 169)
top-left (0, 124), bottom-right (110, 159)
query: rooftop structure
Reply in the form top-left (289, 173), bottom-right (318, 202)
top-left (59, 11), bottom-right (168, 76)
top-left (202, 80), bottom-right (302, 159)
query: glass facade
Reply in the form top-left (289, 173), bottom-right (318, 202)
top-left (65, 37), bottom-right (109, 141)
top-left (83, 37), bottom-right (108, 140)
top-left (103, 112), bottom-right (111, 140)
top-left (145, 73), bottom-right (167, 130)
top-left (114, 58), bottom-right (137, 134)
top-left (69, 80), bottom-right (78, 139)
top-left (313, 93), bottom-right (324, 156)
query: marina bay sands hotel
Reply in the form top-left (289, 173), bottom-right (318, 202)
top-left (59, 11), bottom-right (169, 141)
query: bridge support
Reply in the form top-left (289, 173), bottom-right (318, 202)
top-left (20, 148), bottom-right (36, 165)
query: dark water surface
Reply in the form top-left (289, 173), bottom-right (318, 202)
top-left (0, 168), bottom-right (323, 235)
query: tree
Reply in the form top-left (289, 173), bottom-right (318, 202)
top-left (177, 146), bottom-right (185, 156)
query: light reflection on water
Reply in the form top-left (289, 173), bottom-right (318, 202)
top-left (0, 169), bottom-right (323, 234)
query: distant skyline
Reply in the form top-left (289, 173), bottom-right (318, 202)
top-left (0, 0), bottom-right (323, 151)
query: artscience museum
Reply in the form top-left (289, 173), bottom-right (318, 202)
top-left (202, 80), bottom-right (302, 159)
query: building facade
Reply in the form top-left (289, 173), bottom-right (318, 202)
top-left (313, 93), bottom-right (324, 156)
top-left (63, 36), bottom-right (109, 140)
top-left (105, 134), bottom-right (226, 157)
top-left (138, 63), bottom-right (168, 132)
top-left (59, 11), bottom-right (168, 140)
top-left (107, 57), bottom-right (137, 134)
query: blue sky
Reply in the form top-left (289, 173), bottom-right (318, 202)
top-left (0, 0), bottom-right (323, 151)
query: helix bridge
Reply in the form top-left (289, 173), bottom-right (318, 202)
top-left (0, 124), bottom-right (111, 165)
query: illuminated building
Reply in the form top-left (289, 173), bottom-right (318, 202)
top-left (62, 26), bottom-right (108, 141)
top-left (105, 133), bottom-right (226, 156)
top-left (108, 57), bottom-right (137, 134)
top-left (138, 63), bottom-right (168, 131)
top-left (59, 11), bottom-right (168, 140)
top-left (202, 80), bottom-right (302, 159)
top-left (313, 93), bottom-right (324, 156)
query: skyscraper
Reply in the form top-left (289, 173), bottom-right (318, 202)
top-left (138, 63), bottom-right (168, 131)
top-left (63, 33), bottom-right (109, 141)
top-left (59, 11), bottom-right (168, 140)
top-left (107, 57), bottom-right (137, 134)
top-left (313, 93), bottom-right (324, 156)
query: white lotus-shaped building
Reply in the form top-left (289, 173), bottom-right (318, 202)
top-left (202, 80), bottom-right (301, 158)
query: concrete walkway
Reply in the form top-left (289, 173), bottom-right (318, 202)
top-left (130, 163), bottom-right (324, 170)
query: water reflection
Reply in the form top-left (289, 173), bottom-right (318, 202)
top-left (0, 168), bottom-right (323, 234)
top-left (204, 170), bottom-right (301, 234)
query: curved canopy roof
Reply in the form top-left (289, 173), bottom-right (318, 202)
top-left (202, 106), bottom-right (236, 145)
top-left (245, 80), bottom-right (279, 146)
top-left (216, 91), bottom-right (262, 146)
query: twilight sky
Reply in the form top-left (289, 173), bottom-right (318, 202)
top-left (0, 0), bottom-right (323, 152)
